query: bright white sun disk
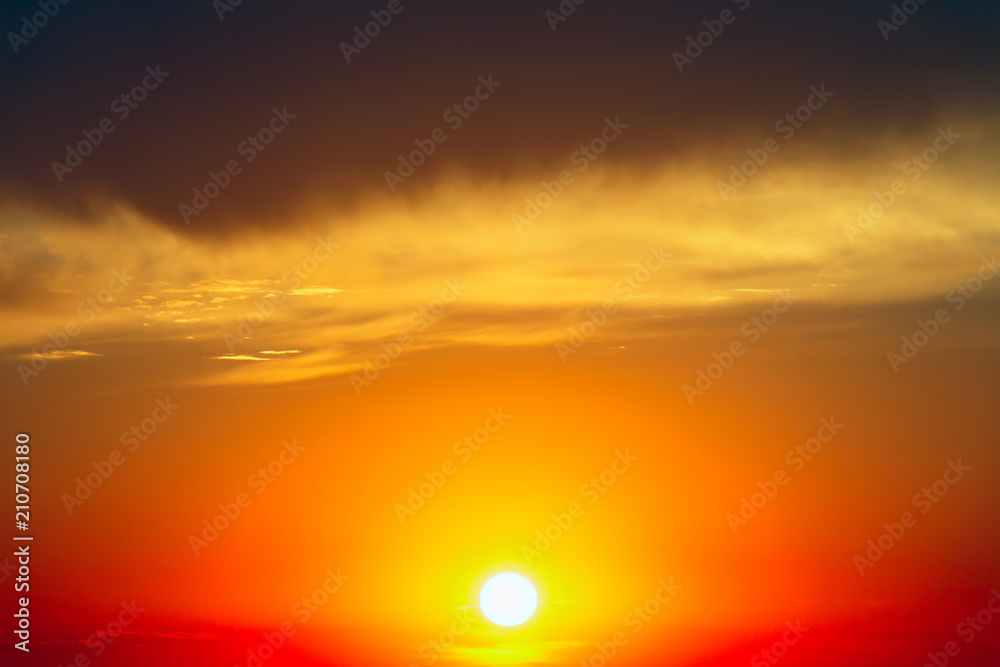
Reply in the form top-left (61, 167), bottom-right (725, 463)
top-left (479, 573), bottom-right (538, 626)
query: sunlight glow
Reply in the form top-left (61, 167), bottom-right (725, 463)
top-left (479, 573), bottom-right (538, 627)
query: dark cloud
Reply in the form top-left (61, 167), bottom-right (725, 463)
top-left (0, 0), bottom-right (997, 234)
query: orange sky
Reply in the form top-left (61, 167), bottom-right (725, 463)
top-left (2, 1), bottom-right (1000, 665)
top-left (3, 140), bottom-right (1000, 665)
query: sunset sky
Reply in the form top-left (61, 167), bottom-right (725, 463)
top-left (2, 1), bottom-right (999, 665)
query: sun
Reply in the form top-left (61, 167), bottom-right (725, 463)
top-left (479, 573), bottom-right (538, 627)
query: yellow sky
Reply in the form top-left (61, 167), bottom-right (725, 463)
top-left (4, 125), bottom-right (998, 389)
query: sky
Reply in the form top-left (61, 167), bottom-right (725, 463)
top-left (1, 0), bottom-right (1000, 665)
